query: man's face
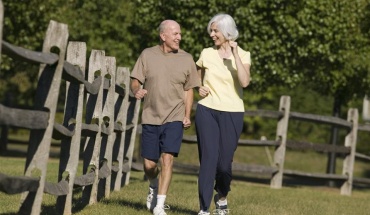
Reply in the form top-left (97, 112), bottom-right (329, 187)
top-left (161, 23), bottom-right (182, 52)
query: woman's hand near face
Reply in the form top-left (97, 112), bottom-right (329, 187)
top-left (229, 40), bottom-right (238, 55)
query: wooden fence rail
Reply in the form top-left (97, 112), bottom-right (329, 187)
top-left (0, 11), bottom-right (140, 215)
top-left (180, 96), bottom-right (370, 196)
top-left (2, 2), bottom-right (370, 214)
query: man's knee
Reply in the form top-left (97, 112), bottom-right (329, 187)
top-left (160, 152), bottom-right (174, 167)
top-left (144, 158), bottom-right (158, 170)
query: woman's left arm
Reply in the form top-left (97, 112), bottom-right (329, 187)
top-left (230, 41), bottom-right (251, 88)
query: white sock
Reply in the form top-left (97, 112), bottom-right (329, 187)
top-left (156, 194), bottom-right (166, 207)
top-left (218, 198), bottom-right (227, 206)
top-left (149, 178), bottom-right (158, 189)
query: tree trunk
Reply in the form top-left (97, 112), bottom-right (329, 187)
top-left (0, 92), bottom-right (12, 154)
top-left (326, 95), bottom-right (341, 186)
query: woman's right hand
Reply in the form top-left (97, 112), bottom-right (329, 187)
top-left (198, 86), bottom-right (210, 98)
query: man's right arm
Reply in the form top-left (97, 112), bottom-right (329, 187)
top-left (130, 78), bottom-right (147, 100)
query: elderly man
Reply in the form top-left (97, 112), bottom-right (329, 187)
top-left (130, 20), bottom-right (200, 215)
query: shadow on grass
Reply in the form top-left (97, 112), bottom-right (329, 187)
top-left (98, 198), bottom-right (196, 215)
top-left (0, 143), bottom-right (61, 158)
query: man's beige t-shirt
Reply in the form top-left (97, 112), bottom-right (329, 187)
top-left (196, 46), bottom-right (251, 112)
top-left (131, 45), bottom-right (200, 125)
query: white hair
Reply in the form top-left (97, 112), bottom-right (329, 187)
top-left (207, 14), bottom-right (239, 41)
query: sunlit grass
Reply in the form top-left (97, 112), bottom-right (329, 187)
top-left (1, 137), bottom-right (370, 214)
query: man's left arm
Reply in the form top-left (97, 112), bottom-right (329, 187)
top-left (183, 88), bottom-right (194, 128)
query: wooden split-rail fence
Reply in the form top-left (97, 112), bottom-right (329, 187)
top-left (0, 7), bottom-right (140, 215)
top-left (2, 2), bottom-right (370, 214)
top-left (179, 96), bottom-right (370, 196)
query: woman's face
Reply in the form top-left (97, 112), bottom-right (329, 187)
top-left (209, 22), bottom-right (227, 46)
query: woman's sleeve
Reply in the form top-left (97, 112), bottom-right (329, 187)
top-left (240, 49), bottom-right (251, 65)
top-left (196, 49), bottom-right (204, 68)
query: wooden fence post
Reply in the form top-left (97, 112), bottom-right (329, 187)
top-left (19, 20), bottom-right (68, 215)
top-left (82, 50), bottom-right (105, 205)
top-left (340, 108), bottom-right (358, 196)
top-left (111, 67), bottom-right (130, 191)
top-left (271, 95), bottom-right (291, 189)
top-left (56, 41), bottom-right (87, 215)
top-left (0, 0), bottom-right (6, 154)
top-left (97, 56), bottom-right (116, 199)
top-left (122, 92), bottom-right (141, 186)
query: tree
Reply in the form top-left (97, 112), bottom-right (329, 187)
top-left (50, 0), bottom-right (136, 67)
top-left (2, 0), bottom-right (370, 157)
top-left (236, 0), bottom-right (370, 174)
top-left (1, 0), bottom-right (136, 106)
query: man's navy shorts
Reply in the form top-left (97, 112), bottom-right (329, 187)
top-left (141, 121), bottom-right (183, 161)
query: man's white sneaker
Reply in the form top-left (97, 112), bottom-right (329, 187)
top-left (147, 187), bottom-right (158, 210)
top-left (198, 210), bottom-right (210, 215)
top-left (153, 205), bottom-right (170, 215)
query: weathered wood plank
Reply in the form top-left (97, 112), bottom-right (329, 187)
top-left (56, 41), bottom-right (87, 215)
top-left (122, 90), bottom-right (141, 186)
top-left (53, 123), bottom-right (75, 139)
top-left (355, 152), bottom-right (370, 162)
top-left (74, 172), bottom-right (95, 187)
top-left (289, 111), bottom-right (351, 129)
top-left (286, 140), bottom-right (350, 154)
top-left (0, 104), bottom-right (49, 129)
top-left (182, 134), bottom-right (197, 143)
top-left (353, 177), bottom-right (370, 185)
top-left (341, 108), bottom-right (358, 196)
top-left (358, 123), bottom-right (370, 132)
top-left (82, 49), bottom-right (105, 205)
top-left (20, 20), bottom-right (68, 215)
top-left (1, 40), bottom-right (59, 65)
top-left (182, 135), bottom-right (280, 147)
top-left (283, 170), bottom-right (348, 180)
top-left (0, 172), bottom-right (39, 194)
top-left (238, 139), bottom-right (280, 147)
top-left (98, 56), bottom-right (116, 199)
top-left (271, 95), bottom-right (290, 189)
top-left (244, 110), bottom-right (283, 119)
top-left (112, 67), bottom-right (130, 191)
top-left (171, 162), bottom-right (278, 175)
top-left (81, 123), bottom-right (99, 136)
top-left (44, 180), bottom-right (69, 196)
top-left (63, 61), bottom-right (102, 95)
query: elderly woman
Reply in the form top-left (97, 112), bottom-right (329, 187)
top-left (195, 13), bottom-right (251, 215)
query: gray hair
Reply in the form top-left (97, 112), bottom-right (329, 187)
top-left (158, 20), bottom-right (179, 44)
top-left (207, 14), bottom-right (239, 41)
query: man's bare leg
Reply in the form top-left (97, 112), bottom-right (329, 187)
top-left (158, 152), bottom-right (174, 195)
top-left (144, 158), bottom-right (159, 211)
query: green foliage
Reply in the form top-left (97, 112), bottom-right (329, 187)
top-left (1, 0), bottom-right (55, 105)
top-left (2, 0), bottom-right (370, 152)
top-left (1, 0), bottom-right (136, 105)
top-left (3, 0), bottom-right (370, 104)
top-left (50, 0), bottom-right (136, 67)
top-left (243, 85), bottom-right (335, 143)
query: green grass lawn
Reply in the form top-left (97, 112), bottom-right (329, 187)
top-left (1, 140), bottom-right (370, 214)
